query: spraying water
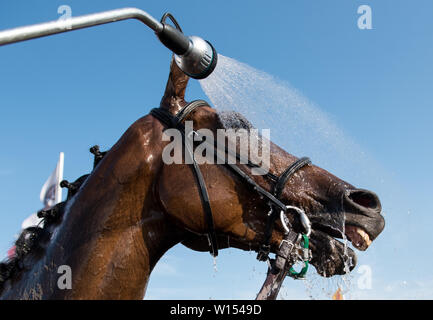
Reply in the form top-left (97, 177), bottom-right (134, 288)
top-left (199, 54), bottom-right (384, 299)
top-left (200, 55), bottom-right (380, 184)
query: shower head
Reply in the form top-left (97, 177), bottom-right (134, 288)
top-left (156, 14), bottom-right (217, 79)
top-left (0, 8), bottom-right (218, 79)
top-left (174, 36), bottom-right (218, 80)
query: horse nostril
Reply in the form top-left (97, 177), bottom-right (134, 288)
top-left (347, 189), bottom-right (381, 211)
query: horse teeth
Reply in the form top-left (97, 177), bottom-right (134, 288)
top-left (356, 228), bottom-right (371, 247)
top-left (345, 225), bottom-right (372, 251)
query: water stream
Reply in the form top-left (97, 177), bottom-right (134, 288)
top-left (199, 54), bottom-right (371, 299)
top-left (199, 54), bottom-right (379, 182)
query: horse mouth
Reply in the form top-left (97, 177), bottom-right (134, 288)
top-left (308, 223), bottom-right (375, 277)
top-left (345, 225), bottom-right (372, 251)
top-left (305, 189), bottom-right (384, 277)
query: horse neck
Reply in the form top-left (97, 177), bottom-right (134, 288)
top-left (51, 179), bottom-right (178, 299)
top-left (1, 116), bottom-right (183, 299)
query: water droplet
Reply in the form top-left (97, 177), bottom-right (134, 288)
top-left (213, 257), bottom-right (218, 273)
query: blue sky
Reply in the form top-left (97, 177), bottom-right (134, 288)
top-left (0, 0), bottom-right (432, 299)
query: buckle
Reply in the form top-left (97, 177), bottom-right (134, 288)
top-left (277, 238), bottom-right (294, 258)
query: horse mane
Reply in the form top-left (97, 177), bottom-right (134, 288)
top-left (0, 202), bottom-right (64, 289)
top-left (0, 146), bottom-right (107, 289)
top-left (216, 110), bottom-right (253, 130)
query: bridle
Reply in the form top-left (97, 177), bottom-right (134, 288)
top-left (151, 100), bottom-right (312, 278)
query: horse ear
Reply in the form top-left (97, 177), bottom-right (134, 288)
top-left (160, 55), bottom-right (190, 110)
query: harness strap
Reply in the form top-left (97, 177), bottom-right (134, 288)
top-left (150, 107), bottom-right (175, 127)
top-left (257, 157), bottom-right (311, 261)
top-left (211, 132), bottom-right (278, 182)
top-left (172, 100), bottom-right (209, 125)
top-left (273, 157), bottom-right (311, 197)
top-left (273, 229), bottom-right (299, 271)
top-left (151, 102), bottom-right (219, 257)
top-left (181, 129), bottom-right (219, 257)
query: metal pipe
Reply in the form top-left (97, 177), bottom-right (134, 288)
top-left (0, 7), bottom-right (218, 79)
top-left (0, 7), bottom-right (163, 46)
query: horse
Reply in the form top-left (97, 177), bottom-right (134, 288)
top-left (0, 58), bottom-right (384, 299)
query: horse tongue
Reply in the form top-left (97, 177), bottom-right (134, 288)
top-left (256, 267), bottom-right (288, 300)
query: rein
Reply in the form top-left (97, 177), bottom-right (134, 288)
top-left (151, 101), bottom-right (312, 278)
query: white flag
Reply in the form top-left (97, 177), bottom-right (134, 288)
top-left (21, 213), bottom-right (41, 229)
top-left (40, 152), bottom-right (64, 209)
top-left (19, 152), bottom-right (65, 230)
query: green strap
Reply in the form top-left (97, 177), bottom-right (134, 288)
top-left (288, 234), bottom-right (309, 279)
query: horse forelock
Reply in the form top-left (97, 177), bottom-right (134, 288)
top-left (216, 110), bottom-right (254, 130)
